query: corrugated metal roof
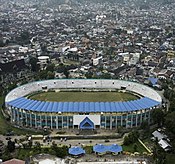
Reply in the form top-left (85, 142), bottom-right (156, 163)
top-left (6, 97), bottom-right (160, 113)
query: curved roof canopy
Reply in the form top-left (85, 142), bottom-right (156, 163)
top-left (6, 97), bottom-right (160, 113)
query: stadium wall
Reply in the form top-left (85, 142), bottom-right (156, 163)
top-left (5, 79), bottom-right (162, 129)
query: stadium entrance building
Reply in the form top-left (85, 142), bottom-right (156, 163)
top-left (5, 79), bottom-right (162, 129)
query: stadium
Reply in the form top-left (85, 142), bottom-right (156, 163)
top-left (5, 79), bottom-right (162, 130)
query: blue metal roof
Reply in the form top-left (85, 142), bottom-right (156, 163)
top-left (68, 147), bottom-right (85, 156)
top-left (148, 77), bottom-right (158, 86)
top-left (80, 117), bottom-right (94, 129)
top-left (35, 101), bottom-right (45, 112)
top-left (93, 144), bottom-right (108, 153)
top-left (93, 144), bottom-right (123, 153)
top-left (30, 101), bottom-right (42, 111)
top-left (6, 97), bottom-right (160, 113)
top-left (18, 99), bottom-right (33, 109)
top-left (108, 144), bottom-right (123, 153)
top-left (52, 102), bottom-right (58, 112)
top-left (10, 98), bottom-right (26, 108)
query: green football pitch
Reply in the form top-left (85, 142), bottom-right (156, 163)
top-left (29, 91), bottom-right (138, 102)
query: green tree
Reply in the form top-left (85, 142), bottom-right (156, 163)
top-left (20, 31), bottom-right (30, 41)
top-left (46, 63), bottom-right (55, 72)
top-left (28, 140), bottom-right (33, 148)
top-left (140, 121), bottom-right (150, 131)
top-left (133, 143), bottom-right (138, 152)
top-left (39, 70), bottom-right (48, 79)
top-left (140, 121), bottom-right (150, 139)
top-left (34, 141), bottom-right (41, 151)
top-left (57, 145), bottom-right (68, 158)
top-left (164, 88), bottom-right (174, 100)
top-left (8, 83), bottom-right (17, 91)
top-left (0, 39), bottom-right (5, 47)
top-left (85, 72), bottom-right (93, 79)
top-left (152, 108), bottom-right (165, 127)
top-left (63, 67), bottom-right (69, 78)
top-left (1, 148), bottom-right (12, 161)
top-left (165, 111), bottom-right (175, 134)
top-left (100, 73), bottom-right (112, 79)
top-left (50, 144), bottom-right (68, 158)
top-left (47, 71), bottom-right (55, 79)
top-left (29, 57), bottom-right (39, 72)
top-left (132, 131), bottom-right (139, 142)
top-left (7, 140), bottom-right (15, 152)
top-left (123, 136), bottom-right (130, 145)
top-left (153, 145), bottom-right (166, 164)
top-left (40, 43), bottom-right (47, 52)
top-left (169, 100), bottom-right (175, 112)
top-left (123, 131), bottom-right (139, 146)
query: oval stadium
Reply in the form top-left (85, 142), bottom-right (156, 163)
top-left (5, 79), bottom-right (162, 130)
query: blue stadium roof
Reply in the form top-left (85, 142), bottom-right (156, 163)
top-left (6, 97), bottom-right (160, 113)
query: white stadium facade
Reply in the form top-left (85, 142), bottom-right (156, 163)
top-left (5, 79), bottom-right (162, 130)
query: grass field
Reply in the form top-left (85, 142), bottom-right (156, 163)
top-left (29, 91), bottom-right (138, 102)
top-left (122, 141), bottom-right (148, 153)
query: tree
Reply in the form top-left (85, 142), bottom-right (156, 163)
top-left (123, 136), bottom-right (130, 145)
top-left (140, 121), bottom-right (150, 139)
top-left (130, 131), bottom-right (139, 143)
top-left (40, 43), bottom-right (47, 53)
top-left (46, 63), bottom-right (55, 72)
top-left (153, 145), bottom-right (166, 164)
top-left (29, 57), bottom-right (39, 72)
top-left (20, 31), bottom-right (30, 41)
top-left (169, 100), bottom-right (175, 112)
top-left (28, 140), bottom-right (33, 148)
top-left (152, 108), bottom-right (165, 127)
top-left (39, 70), bottom-right (48, 79)
top-left (7, 140), bottom-right (15, 152)
top-left (47, 71), bottom-right (55, 79)
top-left (57, 145), bottom-right (68, 158)
top-left (63, 67), bottom-right (69, 78)
top-left (85, 72), bottom-right (93, 79)
top-left (99, 73), bottom-right (112, 79)
top-left (123, 131), bottom-right (139, 146)
top-left (164, 88), bottom-right (174, 100)
top-left (50, 144), bottom-right (68, 158)
top-left (140, 121), bottom-right (149, 131)
top-left (133, 143), bottom-right (138, 152)
top-left (34, 141), bottom-right (41, 151)
top-left (0, 39), bottom-right (5, 47)
top-left (165, 111), bottom-right (175, 134)
top-left (8, 83), bottom-right (17, 91)
top-left (1, 148), bottom-right (12, 161)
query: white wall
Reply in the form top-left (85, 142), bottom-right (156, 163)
top-left (5, 79), bottom-right (162, 103)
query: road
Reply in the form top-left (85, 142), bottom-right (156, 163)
top-left (34, 138), bottom-right (124, 147)
top-left (0, 134), bottom-right (125, 147)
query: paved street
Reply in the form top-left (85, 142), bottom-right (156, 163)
top-left (34, 138), bottom-right (124, 147)
top-left (0, 134), bottom-right (124, 147)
